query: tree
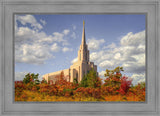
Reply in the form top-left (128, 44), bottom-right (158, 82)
top-left (73, 78), bottom-right (78, 84)
top-left (79, 74), bottom-right (88, 87)
top-left (79, 68), bottom-right (100, 88)
top-left (41, 78), bottom-right (47, 84)
top-left (104, 66), bottom-right (123, 87)
top-left (104, 66), bottom-right (123, 78)
top-left (23, 73), bottom-right (39, 84)
top-left (87, 68), bottom-right (98, 88)
top-left (55, 71), bottom-right (68, 85)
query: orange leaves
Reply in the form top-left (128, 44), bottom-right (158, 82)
top-left (15, 81), bottom-right (25, 89)
top-left (15, 70), bottom-right (145, 102)
top-left (15, 80), bottom-right (145, 102)
top-left (15, 81), bottom-right (145, 101)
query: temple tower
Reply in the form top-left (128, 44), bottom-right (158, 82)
top-left (78, 20), bottom-right (90, 63)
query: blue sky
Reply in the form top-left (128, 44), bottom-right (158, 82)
top-left (15, 14), bottom-right (146, 85)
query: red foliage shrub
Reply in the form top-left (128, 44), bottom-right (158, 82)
top-left (14, 68), bottom-right (146, 102)
top-left (118, 76), bottom-right (132, 95)
top-left (15, 81), bottom-right (25, 89)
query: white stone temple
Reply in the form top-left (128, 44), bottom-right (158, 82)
top-left (43, 21), bottom-right (98, 83)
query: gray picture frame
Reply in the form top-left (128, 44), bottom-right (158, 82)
top-left (0, 0), bottom-right (159, 116)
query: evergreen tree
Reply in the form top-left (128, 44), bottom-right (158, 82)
top-left (79, 68), bottom-right (100, 88)
top-left (23, 73), bottom-right (39, 84)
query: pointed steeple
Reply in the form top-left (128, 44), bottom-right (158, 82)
top-left (77, 20), bottom-right (89, 63)
top-left (81, 20), bottom-right (86, 46)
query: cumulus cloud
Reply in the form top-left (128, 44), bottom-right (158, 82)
top-left (15, 26), bottom-right (53, 64)
top-left (87, 38), bottom-right (105, 51)
top-left (52, 32), bottom-right (65, 42)
top-left (114, 53), bottom-right (121, 60)
top-left (62, 47), bottom-right (73, 52)
top-left (99, 60), bottom-right (114, 69)
top-left (90, 52), bottom-right (99, 62)
top-left (15, 15), bottom-right (72, 65)
top-left (120, 31), bottom-right (145, 46)
top-left (15, 72), bottom-right (43, 81)
top-left (15, 72), bottom-right (28, 81)
top-left (99, 71), bottom-right (106, 76)
top-left (16, 15), bottom-right (43, 30)
top-left (122, 53), bottom-right (145, 73)
top-left (131, 73), bottom-right (145, 85)
top-left (40, 19), bottom-right (46, 25)
top-left (51, 43), bottom-right (61, 52)
top-left (99, 71), bottom-right (106, 79)
top-left (89, 30), bottom-right (145, 74)
top-left (15, 43), bottom-right (53, 64)
top-left (103, 43), bottom-right (116, 49)
top-left (63, 29), bottom-right (70, 35)
top-left (90, 50), bottom-right (114, 66)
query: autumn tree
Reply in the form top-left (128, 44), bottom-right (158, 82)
top-left (104, 66), bottom-right (124, 87)
top-left (23, 73), bottom-right (39, 84)
top-left (55, 71), bottom-right (68, 85)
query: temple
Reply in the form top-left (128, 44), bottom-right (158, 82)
top-left (43, 21), bottom-right (98, 83)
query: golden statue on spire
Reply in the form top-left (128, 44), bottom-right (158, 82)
top-left (83, 20), bottom-right (85, 26)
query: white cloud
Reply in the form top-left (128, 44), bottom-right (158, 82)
top-left (15, 15), bottom-right (73, 64)
top-left (120, 31), bottom-right (145, 46)
top-left (99, 71), bottom-right (106, 77)
top-left (15, 26), bottom-right (48, 44)
top-left (114, 53), bottom-right (121, 60)
top-left (131, 73), bottom-right (145, 85)
top-left (15, 43), bottom-right (53, 64)
top-left (90, 52), bottom-right (99, 62)
top-left (52, 30), bottom-right (70, 45)
top-left (89, 30), bottom-right (145, 74)
top-left (90, 50), bottom-right (114, 65)
top-left (99, 71), bottom-right (106, 81)
top-left (72, 25), bottom-right (76, 30)
top-left (99, 60), bottom-right (114, 69)
top-left (51, 43), bottom-right (61, 52)
top-left (16, 15), bottom-right (43, 30)
top-left (52, 32), bottom-right (64, 42)
top-left (71, 57), bottom-right (78, 64)
top-left (87, 38), bottom-right (105, 51)
top-left (15, 26), bottom-right (54, 64)
top-left (15, 72), bottom-right (43, 81)
top-left (15, 72), bottom-right (28, 81)
top-left (103, 43), bottom-right (116, 49)
top-left (71, 32), bottom-right (76, 39)
top-left (122, 54), bottom-right (145, 73)
top-left (62, 47), bottom-right (73, 52)
top-left (63, 29), bottom-right (70, 35)
top-left (40, 19), bottom-right (46, 25)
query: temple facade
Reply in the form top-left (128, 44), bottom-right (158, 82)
top-left (43, 21), bottom-right (98, 83)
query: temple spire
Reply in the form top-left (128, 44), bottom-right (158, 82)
top-left (81, 20), bottom-right (86, 45)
